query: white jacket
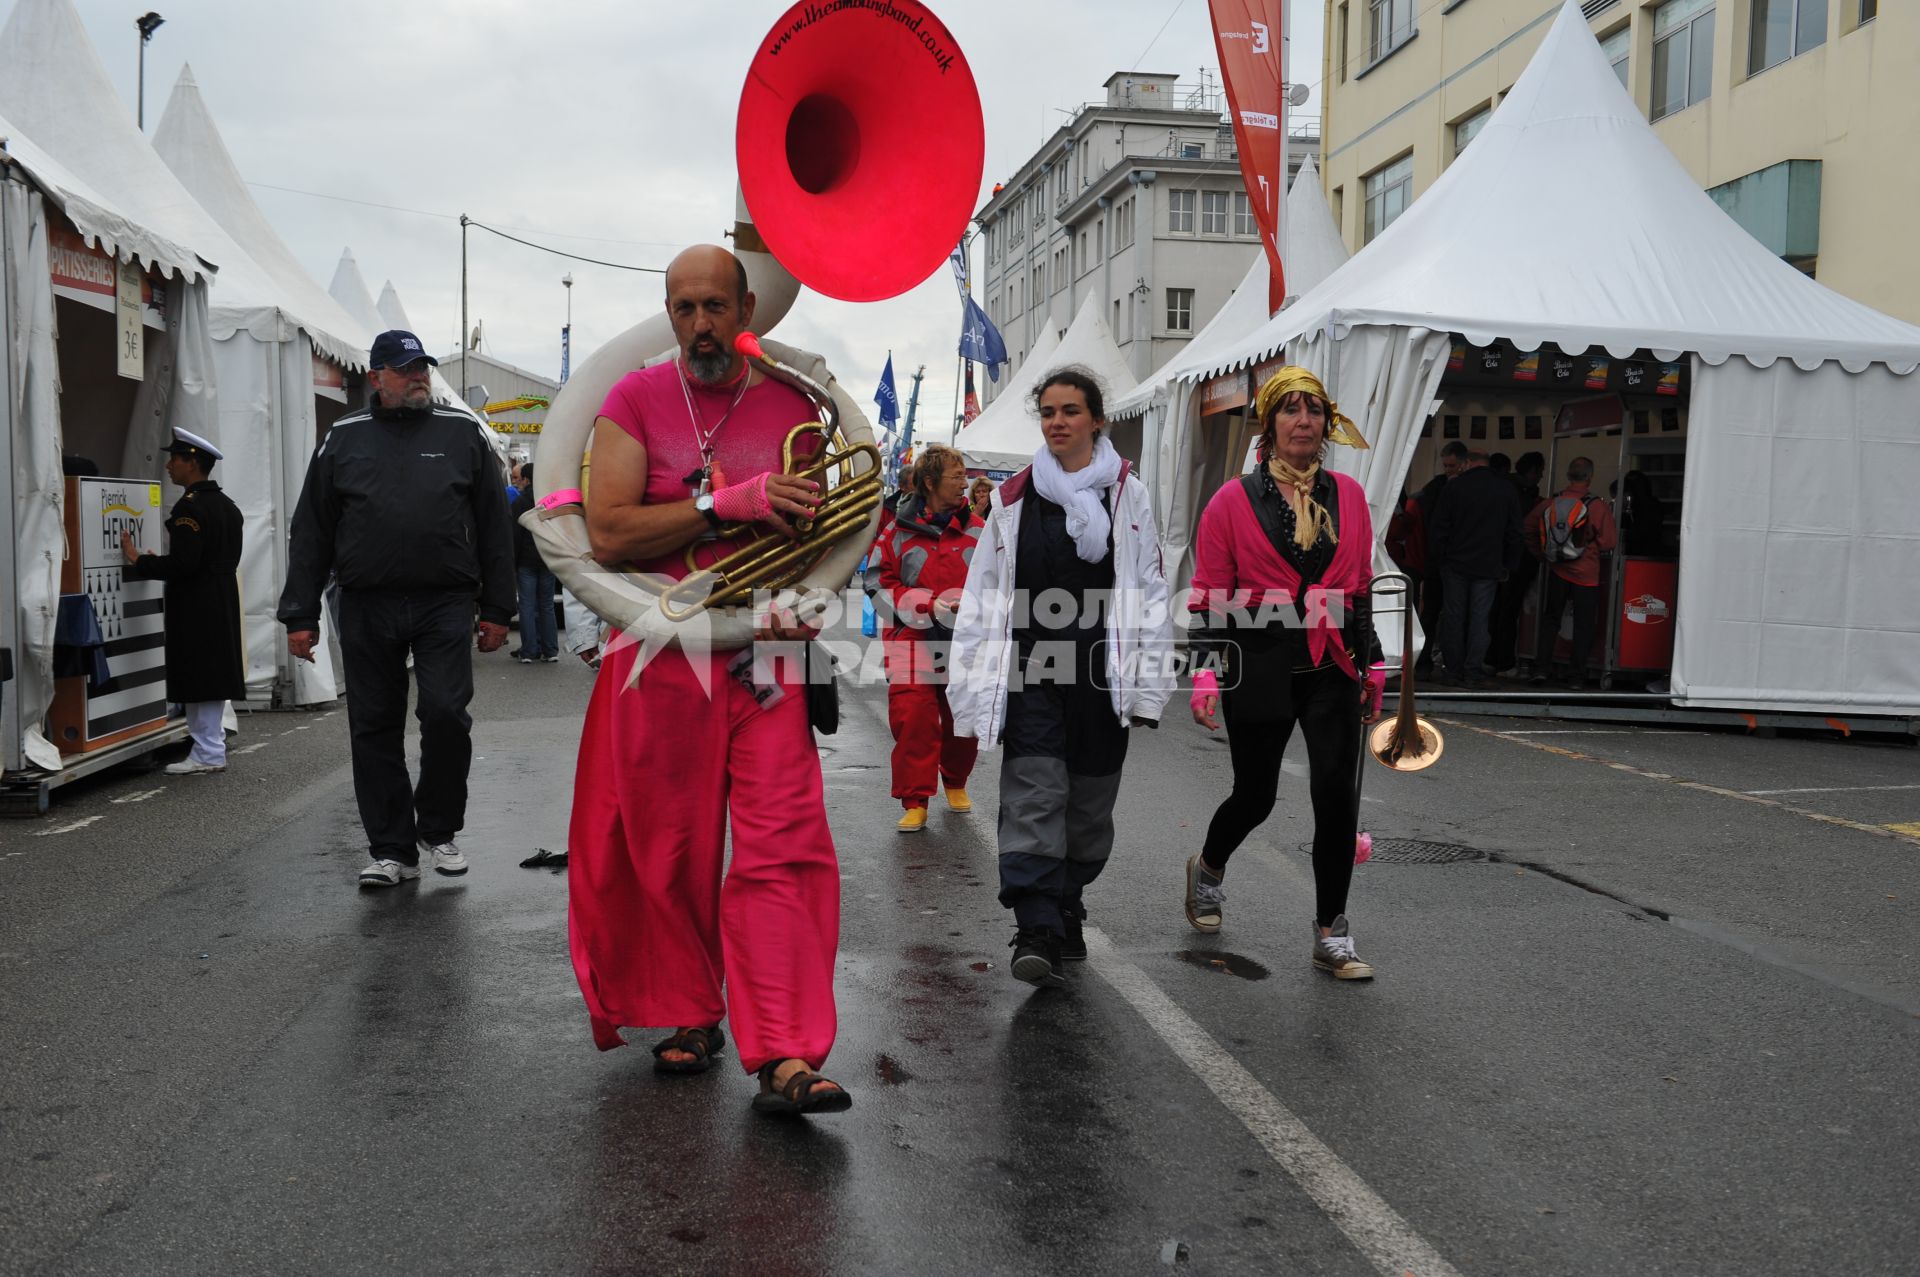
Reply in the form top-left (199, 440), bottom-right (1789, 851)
top-left (948, 459), bottom-right (1176, 749)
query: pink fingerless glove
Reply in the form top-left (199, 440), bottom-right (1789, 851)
top-left (711, 473), bottom-right (775, 525)
top-left (1366, 662), bottom-right (1387, 718)
top-left (1190, 668), bottom-right (1219, 714)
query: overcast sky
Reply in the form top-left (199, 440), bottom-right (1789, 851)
top-left (54, 0), bottom-right (1322, 434)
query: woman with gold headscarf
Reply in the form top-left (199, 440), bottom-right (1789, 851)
top-left (1181, 367), bottom-right (1385, 979)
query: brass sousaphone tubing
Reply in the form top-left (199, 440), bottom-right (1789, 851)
top-left (1366, 570), bottom-right (1445, 771)
top-left (656, 335), bottom-right (882, 622)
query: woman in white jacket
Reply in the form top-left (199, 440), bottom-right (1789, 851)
top-left (949, 368), bottom-right (1175, 988)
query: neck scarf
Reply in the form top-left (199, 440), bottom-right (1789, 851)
top-left (1266, 456), bottom-right (1337, 550)
top-left (1031, 436), bottom-right (1124, 563)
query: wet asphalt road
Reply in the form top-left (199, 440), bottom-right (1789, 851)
top-left (3, 638), bottom-right (1918, 1276)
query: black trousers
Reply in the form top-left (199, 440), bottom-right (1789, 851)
top-left (1539, 572), bottom-right (1601, 679)
top-left (1203, 664), bottom-right (1361, 927)
top-left (336, 590), bottom-right (477, 862)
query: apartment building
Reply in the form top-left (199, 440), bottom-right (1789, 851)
top-left (1318, 0), bottom-right (1916, 323)
top-left (974, 71), bottom-right (1317, 405)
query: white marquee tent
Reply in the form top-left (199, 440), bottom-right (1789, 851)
top-left (960, 291), bottom-right (1135, 473)
top-left (1188, 0), bottom-right (1920, 715)
top-left (376, 280), bottom-right (414, 333)
top-left (0, 109), bottom-right (214, 772)
top-left (152, 65), bottom-right (375, 706)
top-left (0, 0), bottom-right (379, 709)
top-left (1110, 153), bottom-right (1351, 590)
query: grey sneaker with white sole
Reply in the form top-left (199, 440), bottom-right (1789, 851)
top-left (358, 859), bottom-right (422, 889)
top-left (1311, 915), bottom-right (1374, 979)
top-left (418, 839), bottom-right (469, 876)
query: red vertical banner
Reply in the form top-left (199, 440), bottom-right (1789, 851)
top-left (1209, 0), bottom-right (1287, 313)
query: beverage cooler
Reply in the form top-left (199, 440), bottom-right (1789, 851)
top-left (46, 476), bottom-right (170, 754)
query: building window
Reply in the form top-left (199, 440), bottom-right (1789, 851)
top-left (1368, 0), bottom-right (1415, 62)
top-left (1166, 288), bottom-right (1194, 333)
top-left (1452, 105), bottom-right (1491, 159)
top-left (1233, 192), bottom-right (1257, 237)
top-left (1652, 0), bottom-right (1714, 121)
top-left (1362, 154), bottom-right (1413, 243)
top-left (1180, 141), bottom-right (1204, 159)
top-left (1169, 189), bottom-right (1196, 233)
top-left (1078, 231), bottom-right (1088, 272)
top-left (1750, 0), bottom-right (1826, 74)
top-left (1332, 186), bottom-right (1344, 236)
top-left (1338, 3), bottom-right (1350, 82)
top-left (1201, 191), bottom-right (1229, 235)
top-left (1600, 25), bottom-right (1630, 87)
top-left (1033, 267), bottom-right (1044, 305)
top-left (1858, 0), bottom-right (1875, 20)
top-left (1057, 164), bottom-right (1069, 201)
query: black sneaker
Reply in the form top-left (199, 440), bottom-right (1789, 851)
top-left (1009, 926), bottom-right (1066, 987)
top-left (1058, 910), bottom-right (1087, 962)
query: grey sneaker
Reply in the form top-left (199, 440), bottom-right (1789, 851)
top-left (1184, 855), bottom-right (1225, 932)
top-left (358, 859), bottom-right (422, 889)
top-left (1311, 915), bottom-right (1374, 980)
top-left (419, 839), bottom-right (469, 876)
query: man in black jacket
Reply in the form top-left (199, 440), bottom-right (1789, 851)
top-left (1427, 450), bottom-right (1522, 687)
top-left (277, 330), bottom-right (515, 889)
top-left (122, 428), bottom-right (245, 775)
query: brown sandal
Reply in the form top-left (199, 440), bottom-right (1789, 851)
top-left (651, 1026), bottom-right (725, 1075)
top-left (751, 1059), bottom-right (852, 1115)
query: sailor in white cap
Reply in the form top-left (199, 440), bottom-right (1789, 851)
top-left (122, 427), bottom-right (247, 774)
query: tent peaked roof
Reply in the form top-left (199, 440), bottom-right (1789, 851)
top-left (0, 0), bottom-right (234, 284)
top-left (1110, 154), bottom-right (1352, 418)
top-left (0, 107), bottom-right (202, 281)
top-left (1280, 153), bottom-right (1348, 304)
top-left (153, 66), bottom-right (370, 369)
top-left (328, 249), bottom-right (385, 334)
top-left (960, 291), bottom-right (1137, 471)
top-left (377, 280), bottom-right (415, 332)
top-left (1205, 0), bottom-right (1920, 378)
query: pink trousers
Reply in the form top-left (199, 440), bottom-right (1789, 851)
top-left (567, 639), bottom-right (840, 1074)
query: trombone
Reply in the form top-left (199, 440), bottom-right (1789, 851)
top-left (1365, 571), bottom-right (1444, 771)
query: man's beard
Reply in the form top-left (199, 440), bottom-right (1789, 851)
top-left (686, 342), bottom-right (732, 385)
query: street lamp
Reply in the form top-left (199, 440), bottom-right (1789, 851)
top-left (135, 12), bottom-right (165, 130)
top-left (560, 273), bottom-right (573, 384)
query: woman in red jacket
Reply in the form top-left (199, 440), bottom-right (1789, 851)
top-left (879, 444), bottom-right (983, 832)
top-left (1184, 367), bottom-right (1384, 978)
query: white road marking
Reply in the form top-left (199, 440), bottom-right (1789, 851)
top-left (1499, 729), bottom-right (1693, 736)
top-left (110, 789), bottom-right (165, 804)
top-left (234, 742), bottom-right (271, 755)
top-left (1084, 928), bottom-right (1463, 1277)
top-left (1744, 784), bottom-right (1920, 796)
top-left (33, 815), bottom-right (105, 836)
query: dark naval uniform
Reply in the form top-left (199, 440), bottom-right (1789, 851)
top-left (126, 480), bottom-right (246, 702)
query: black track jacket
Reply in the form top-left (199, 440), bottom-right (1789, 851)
top-left (277, 402), bottom-right (515, 631)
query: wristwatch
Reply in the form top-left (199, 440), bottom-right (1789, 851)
top-left (694, 492), bottom-right (723, 530)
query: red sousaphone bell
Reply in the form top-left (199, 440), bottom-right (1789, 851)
top-left (738, 0), bottom-right (984, 303)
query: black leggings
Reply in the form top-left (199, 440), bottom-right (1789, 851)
top-left (1202, 664), bottom-right (1362, 927)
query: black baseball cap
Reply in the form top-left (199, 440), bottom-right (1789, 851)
top-left (369, 330), bottom-right (439, 370)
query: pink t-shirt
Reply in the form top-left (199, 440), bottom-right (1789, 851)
top-left (598, 360), bottom-right (821, 579)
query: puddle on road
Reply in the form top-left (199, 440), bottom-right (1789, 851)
top-left (1172, 950), bottom-right (1271, 981)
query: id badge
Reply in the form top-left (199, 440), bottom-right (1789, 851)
top-left (727, 648), bottom-right (787, 710)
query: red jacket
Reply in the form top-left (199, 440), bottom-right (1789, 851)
top-left (878, 496), bottom-right (982, 640)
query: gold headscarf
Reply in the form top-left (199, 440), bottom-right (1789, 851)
top-left (1252, 367), bottom-right (1368, 550)
top-left (1251, 366), bottom-right (1370, 451)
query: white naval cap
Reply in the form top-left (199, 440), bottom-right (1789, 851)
top-left (165, 427), bottom-right (224, 461)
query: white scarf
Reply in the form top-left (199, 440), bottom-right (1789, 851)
top-left (1031, 436), bottom-right (1124, 563)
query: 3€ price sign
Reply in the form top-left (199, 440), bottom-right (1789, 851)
top-left (116, 259), bottom-right (144, 382)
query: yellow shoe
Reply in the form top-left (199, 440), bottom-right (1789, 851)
top-left (944, 786), bottom-right (973, 813)
top-left (897, 807), bottom-right (929, 833)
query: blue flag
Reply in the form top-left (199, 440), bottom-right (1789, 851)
top-left (873, 354), bottom-right (900, 428)
top-left (959, 296), bottom-right (1009, 382)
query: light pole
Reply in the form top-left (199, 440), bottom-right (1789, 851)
top-left (135, 12), bottom-right (165, 130)
top-left (560, 273), bottom-right (573, 384)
